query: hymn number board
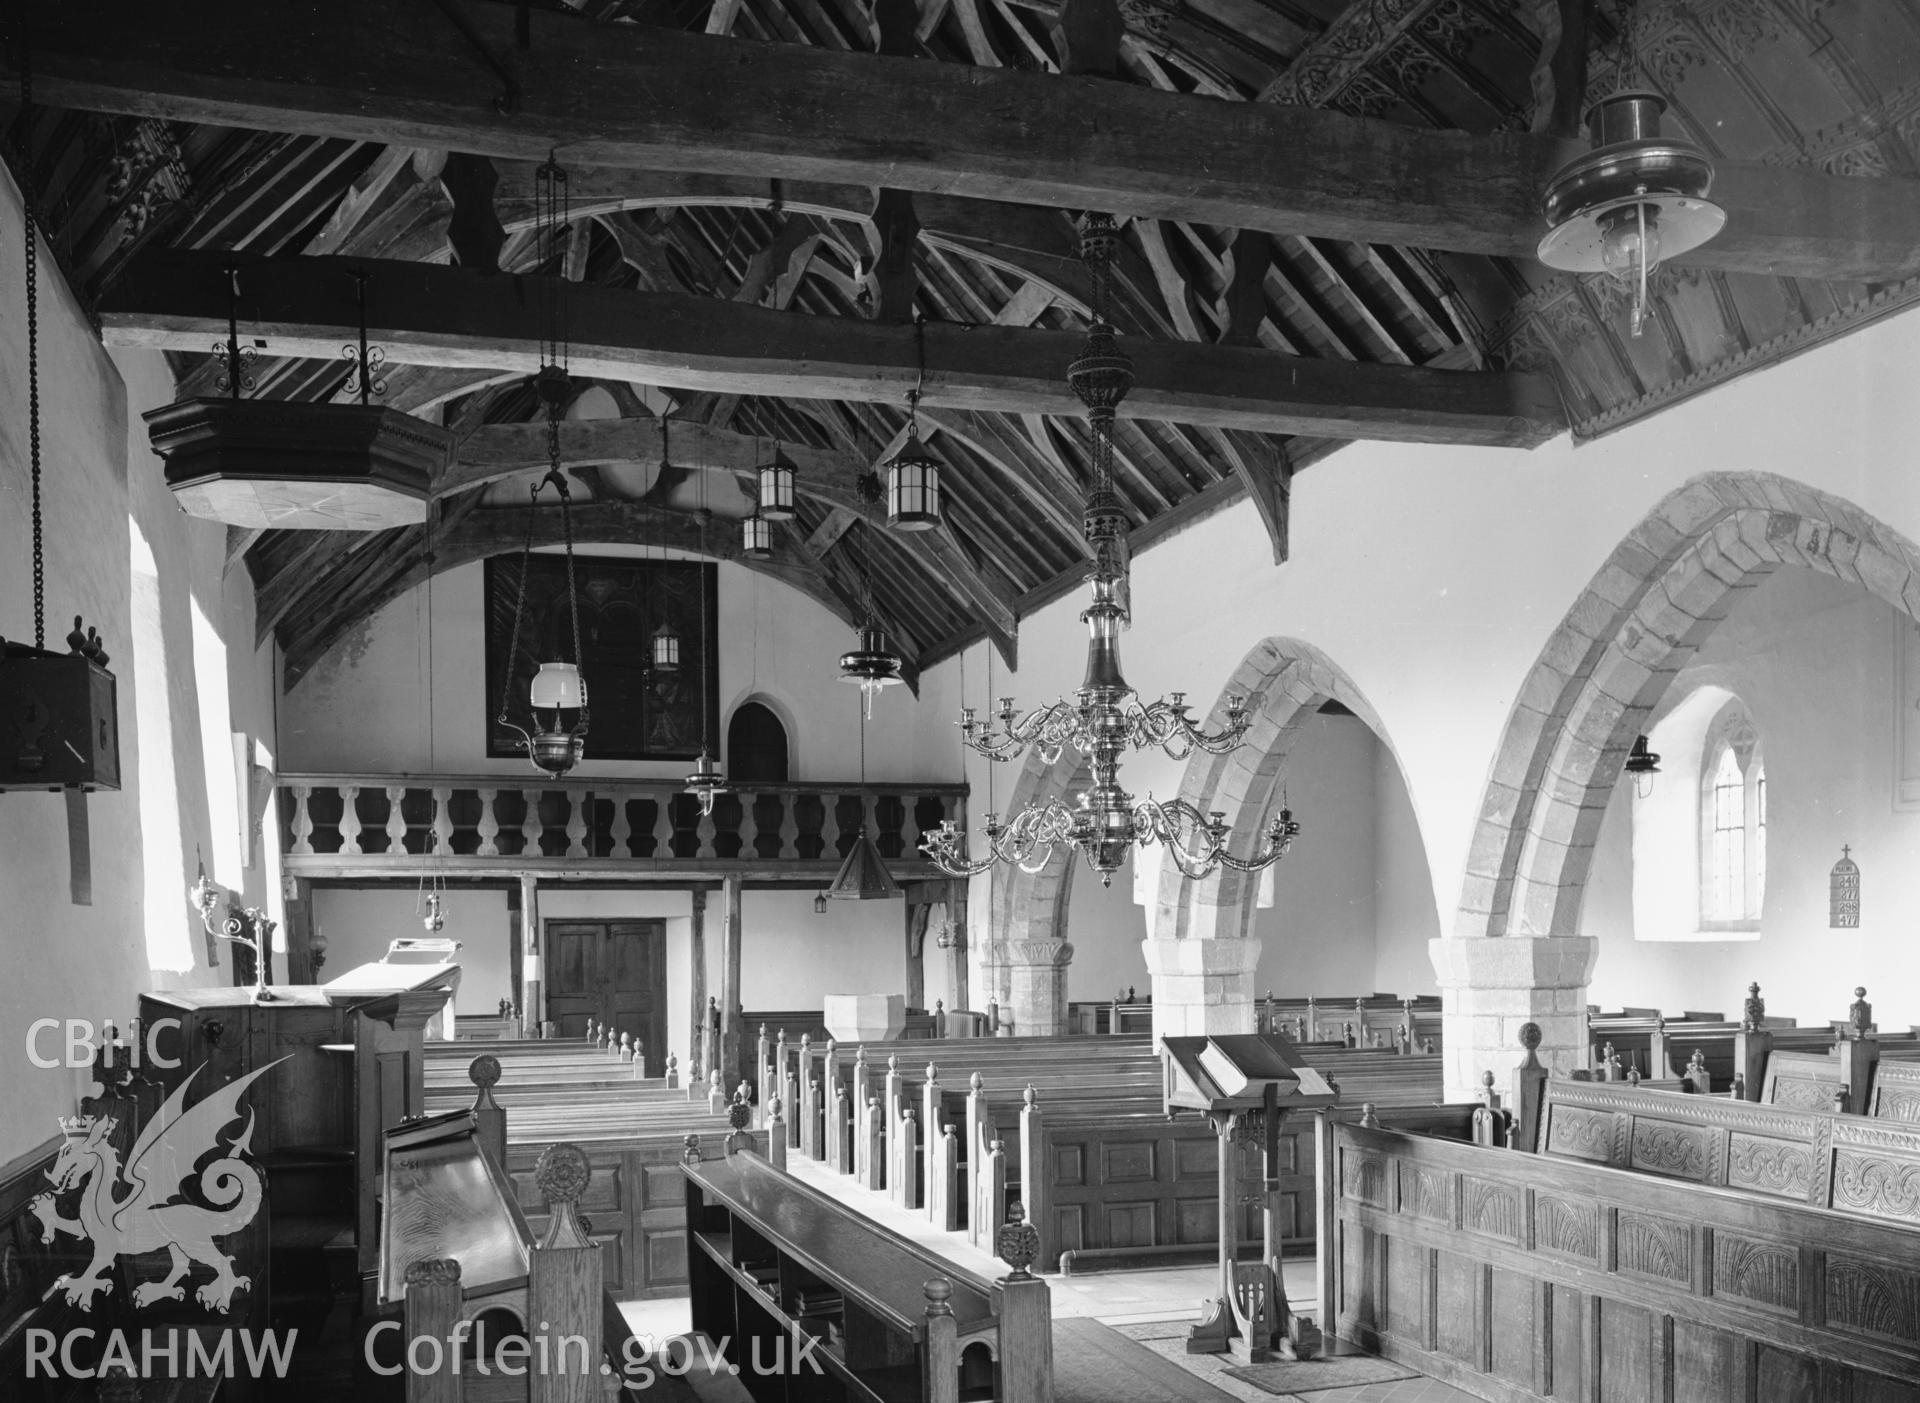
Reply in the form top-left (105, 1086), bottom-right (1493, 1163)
top-left (485, 554), bottom-right (720, 762)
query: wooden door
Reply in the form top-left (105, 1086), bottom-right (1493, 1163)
top-left (545, 920), bottom-right (668, 1069)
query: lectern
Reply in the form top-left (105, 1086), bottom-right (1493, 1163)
top-left (1163, 1033), bottom-right (1337, 1363)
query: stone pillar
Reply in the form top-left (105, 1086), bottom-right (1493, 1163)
top-left (1003, 940), bottom-right (1072, 1036)
top-left (1429, 936), bottom-right (1597, 1103)
top-left (1141, 935), bottom-right (1260, 1039)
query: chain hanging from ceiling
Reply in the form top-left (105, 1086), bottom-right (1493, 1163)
top-left (921, 214), bottom-right (1298, 886)
top-left (495, 154), bottom-right (590, 777)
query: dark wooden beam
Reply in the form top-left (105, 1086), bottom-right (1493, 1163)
top-left (101, 249), bottom-right (1565, 445)
top-left (444, 416), bottom-right (870, 509)
top-left (21, 0), bottom-right (1919, 281)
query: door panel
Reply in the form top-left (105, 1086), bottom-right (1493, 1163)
top-left (542, 919), bottom-right (667, 1065)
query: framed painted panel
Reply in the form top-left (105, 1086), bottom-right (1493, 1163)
top-left (485, 554), bottom-right (719, 762)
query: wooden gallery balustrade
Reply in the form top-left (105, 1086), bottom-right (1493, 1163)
top-left (276, 774), bottom-right (968, 877)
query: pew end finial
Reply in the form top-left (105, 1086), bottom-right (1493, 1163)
top-left (533, 1142), bottom-right (595, 1249)
top-left (1743, 982), bottom-right (1765, 1031)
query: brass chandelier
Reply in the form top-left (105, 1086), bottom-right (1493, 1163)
top-left (921, 215), bottom-right (1299, 887)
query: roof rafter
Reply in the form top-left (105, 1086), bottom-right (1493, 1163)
top-left (20, 0), bottom-right (1920, 281)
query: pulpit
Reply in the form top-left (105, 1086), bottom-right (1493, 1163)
top-left (1163, 1033), bottom-right (1337, 1363)
top-left (140, 978), bottom-right (451, 1325)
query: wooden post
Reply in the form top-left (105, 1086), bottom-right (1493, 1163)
top-left (799, 1035), bottom-right (818, 1158)
top-left (945, 879), bottom-right (969, 1012)
top-left (1514, 1023), bottom-right (1549, 1153)
top-left (756, 1024), bottom-right (772, 1122)
top-left (529, 1143), bottom-right (603, 1403)
top-left (905, 897), bottom-right (930, 1012)
top-left (1649, 1015), bottom-right (1671, 1079)
top-left (776, 1029), bottom-right (792, 1139)
top-left (689, 886), bottom-right (708, 1080)
top-left (1838, 988), bottom-right (1879, 1115)
top-left (402, 1259), bottom-right (463, 1403)
top-left (519, 873), bottom-right (543, 1035)
top-left (922, 1279), bottom-right (960, 1403)
top-left (469, 1056), bottom-right (506, 1170)
top-left (283, 875), bottom-right (315, 984)
top-left (767, 1097), bottom-right (788, 1172)
top-left (883, 1054), bottom-right (903, 1193)
top-left (981, 1138), bottom-right (1007, 1248)
top-left (1314, 1110), bottom-right (1336, 1344)
top-left (897, 1107), bottom-right (921, 1210)
top-left (1020, 1086), bottom-right (1053, 1270)
top-left (966, 1072), bottom-right (989, 1247)
top-left (720, 874), bottom-right (743, 1088)
top-left (922, 1064), bottom-right (942, 1221)
top-left (996, 1257), bottom-right (1053, 1403)
top-left (851, 1047), bottom-right (870, 1181)
top-left (824, 1040), bottom-right (843, 1169)
top-left (863, 1095), bottom-right (885, 1191)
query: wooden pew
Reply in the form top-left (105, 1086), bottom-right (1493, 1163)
top-left (1871, 1059), bottom-right (1920, 1122)
top-left (684, 1147), bottom-right (1052, 1403)
top-left (1328, 1103), bottom-right (1920, 1400)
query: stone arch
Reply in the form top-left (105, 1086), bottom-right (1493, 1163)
top-left (1151, 637), bottom-right (1401, 943)
top-left (1461, 471), bottom-right (1920, 944)
top-left (980, 742), bottom-right (1091, 1033)
top-left (1141, 637), bottom-right (1425, 1039)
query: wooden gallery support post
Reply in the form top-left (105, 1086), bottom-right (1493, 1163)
top-left (720, 875), bottom-right (743, 1089)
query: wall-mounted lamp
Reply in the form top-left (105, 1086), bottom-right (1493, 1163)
top-left (190, 868), bottom-right (278, 1001)
top-left (309, 923), bottom-right (328, 974)
top-left (1624, 734), bottom-right (1661, 798)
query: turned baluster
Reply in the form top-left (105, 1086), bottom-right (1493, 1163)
top-left (738, 791), bottom-right (759, 859)
top-left (476, 787), bottom-right (500, 856)
top-left (380, 783), bottom-right (406, 853)
top-left (431, 786), bottom-right (454, 855)
top-left (289, 783), bottom-right (315, 855)
top-left (522, 783), bottom-right (545, 854)
top-left (778, 790), bottom-right (800, 860)
top-left (338, 784), bottom-right (364, 853)
top-left (609, 789), bottom-right (633, 859)
top-left (565, 790), bottom-right (589, 858)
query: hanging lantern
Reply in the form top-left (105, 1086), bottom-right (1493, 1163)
top-left (522, 661), bottom-right (588, 775)
top-left (813, 893), bottom-right (828, 915)
top-left (1830, 846), bottom-right (1860, 929)
top-left (742, 513), bottom-right (774, 560)
top-left (884, 431), bottom-right (943, 531)
top-left (651, 621), bottom-right (681, 672)
top-left (495, 458), bottom-right (591, 777)
top-left (1624, 733), bottom-right (1661, 798)
top-left (757, 453), bottom-right (797, 520)
top-left (1538, 91), bottom-right (1725, 338)
top-left (685, 751), bottom-right (727, 818)
top-left (423, 891), bottom-right (445, 934)
top-left (840, 626), bottom-right (905, 717)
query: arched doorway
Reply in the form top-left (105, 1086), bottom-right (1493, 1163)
top-left (727, 700), bottom-right (790, 784)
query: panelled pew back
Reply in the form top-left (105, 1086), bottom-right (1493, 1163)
top-left (456, 1054), bottom-right (754, 1300)
top-left (1329, 1104), bottom-right (1920, 1402)
top-left (1258, 994), bottom-right (1441, 1052)
top-left (762, 1027), bottom-right (1450, 1276)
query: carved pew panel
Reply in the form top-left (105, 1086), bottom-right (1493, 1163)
top-left (1331, 1119), bottom-right (1920, 1402)
top-left (505, 1130), bottom-right (768, 1300)
top-left (1871, 1059), bottom-right (1920, 1123)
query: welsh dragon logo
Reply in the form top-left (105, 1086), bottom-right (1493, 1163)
top-left (29, 1058), bottom-right (285, 1314)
